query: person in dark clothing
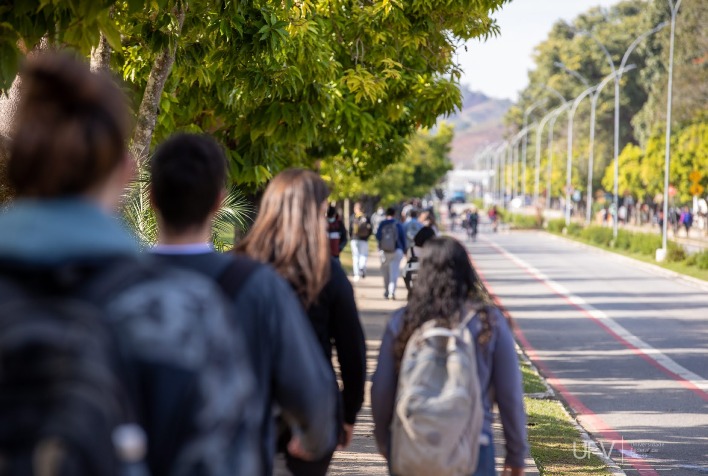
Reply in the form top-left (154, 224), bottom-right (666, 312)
top-left (148, 134), bottom-right (338, 475)
top-left (327, 206), bottom-right (348, 259)
top-left (0, 53), bottom-right (257, 476)
top-left (238, 169), bottom-right (367, 476)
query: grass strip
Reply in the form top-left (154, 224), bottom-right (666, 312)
top-left (520, 356), bottom-right (613, 476)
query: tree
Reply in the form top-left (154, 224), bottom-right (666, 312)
top-left (321, 123), bottom-right (454, 206)
top-left (505, 1), bottom-right (656, 197)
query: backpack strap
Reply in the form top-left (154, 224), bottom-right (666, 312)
top-left (216, 255), bottom-right (262, 298)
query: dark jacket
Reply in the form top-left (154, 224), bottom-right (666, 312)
top-left (327, 218), bottom-right (348, 257)
top-left (306, 259), bottom-right (367, 425)
top-left (375, 219), bottom-right (407, 252)
top-left (0, 199), bottom-right (258, 476)
top-left (151, 251), bottom-right (338, 474)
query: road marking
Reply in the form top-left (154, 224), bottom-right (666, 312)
top-left (480, 236), bottom-right (708, 401)
top-left (469, 247), bottom-right (657, 476)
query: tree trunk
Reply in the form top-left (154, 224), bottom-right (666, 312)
top-left (0, 38), bottom-right (48, 202)
top-left (90, 33), bottom-right (112, 73)
top-left (131, 8), bottom-right (186, 162)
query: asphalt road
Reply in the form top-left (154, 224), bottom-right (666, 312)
top-left (465, 229), bottom-right (708, 475)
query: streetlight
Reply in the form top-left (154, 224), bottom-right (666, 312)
top-left (554, 61), bottom-right (592, 225)
top-left (522, 99), bottom-right (547, 203)
top-left (510, 128), bottom-right (527, 202)
top-left (659, 0), bottom-right (683, 262)
top-left (534, 109), bottom-right (558, 205)
top-left (585, 66), bottom-right (636, 224)
top-left (546, 102), bottom-right (572, 210)
top-left (564, 85), bottom-right (596, 225)
top-left (579, 23), bottom-right (667, 238)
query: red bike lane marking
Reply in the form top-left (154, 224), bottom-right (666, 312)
top-left (467, 241), bottom-right (661, 476)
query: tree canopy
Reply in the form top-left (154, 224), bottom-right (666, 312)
top-left (1, 0), bottom-right (509, 194)
top-left (504, 0), bottom-right (706, 205)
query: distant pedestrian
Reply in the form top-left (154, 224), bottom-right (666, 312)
top-left (149, 134), bottom-right (339, 475)
top-left (238, 169), bottom-right (366, 476)
top-left (488, 205), bottom-right (499, 233)
top-left (376, 207), bottom-right (406, 300)
top-left (371, 237), bottom-right (528, 476)
top-left (349, 202), bottom-right (373, 280)
top-left (467, 206), bottom-right (480, 241)
top-left (403, 209), bottom-right (424, 252)
top-left (327, 206), bottom-right (348, 259)
top-left (370, 207), bottom-right (386, 234)
top-left (680, 206), bottom-right (693, 236)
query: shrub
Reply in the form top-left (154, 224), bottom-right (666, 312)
top-left (566, 223), bottom-right (583, 237)
top-left (614, 230), bottom-right (633, 251)
top-left (580, 226), bottom-right (613, 247)
top-left (686, 251), bottom-right (708, 270)
top-left (546, 218), bottom-right (565, 233)
top-left (509, 213), bottom-right (541, 229)
top-left (666, 243), bottom-right (687, 263)
top-left (628, 232), bottom-right (662, 256)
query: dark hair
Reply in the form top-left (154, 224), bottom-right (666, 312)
top-left (408, 209), bottom-right (418, 219)
top-left (150, 133), bottom-right (227, 232)
top-left (9, 52), bottom-right (130, 197)
top-left (386, 207), bottom-right (396, 217)
top-left (327, 205), bottom-right (337, 219)
top-left (394, 236), bottom-right (493, 366)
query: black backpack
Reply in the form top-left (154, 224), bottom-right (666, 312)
top-left (0, 260), bottom-right (149, 476)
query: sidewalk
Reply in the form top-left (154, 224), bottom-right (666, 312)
top-left (329, 260), bottom-right (539, 475)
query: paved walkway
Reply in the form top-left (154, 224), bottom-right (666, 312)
top-left (329, 257), bottom-right (539, 475)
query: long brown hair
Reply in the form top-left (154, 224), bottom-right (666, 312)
top-left (394, 236), bottom-right (493, 367)
top-left (238, 169), bottom-right (331, 307)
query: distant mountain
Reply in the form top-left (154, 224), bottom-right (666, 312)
top-left (444, 86), bottom-right (511, 168)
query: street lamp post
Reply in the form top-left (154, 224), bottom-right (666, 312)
top-left (546, 103), bottom-right (572, 210)
top-left (659, 0), bottom-right (683, 262)
top-left (534, 110), bottom-right (557, 205)
top-left (522, 99), bottom-right (547, 204)
top-left (585, 66), bottom-right (637, 224)
top-left (564, 86), bottom-right (596, 225)
top-left (581, 23), bottom-right (666, 238)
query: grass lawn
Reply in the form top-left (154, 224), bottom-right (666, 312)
top-left (520, 356), bottom-right (612, 476)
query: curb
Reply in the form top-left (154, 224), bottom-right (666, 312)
top-left (514, 341), bottom-right (628, 476)
top-left (543, 231), bottom-right (708, 292)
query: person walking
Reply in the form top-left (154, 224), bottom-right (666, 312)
top-left (0, 53), bottom-right (258, 475)
top-left (467, 206), bottom-right (480, 241)
top-left (238, 169), bottom-right (367, 476)
top-left (327, 206), bottom-right (348, 260)
top-left (680, 206), bottom-right (693, 236)
top-left (403, 209), bottom-right (424, 253)
top-left (371, 237), bottom-right (528, 476)
top-left (148, 134), bottom-right (339, 475)
top-left (371, 207), bottom-right (386, 235)
top-left (376, 208), bottom-right (406, 300)
top-left (349, 202), bottom-right (373, 280)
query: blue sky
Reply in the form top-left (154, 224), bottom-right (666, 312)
top-left (458, 0), bottom-right (620, 101)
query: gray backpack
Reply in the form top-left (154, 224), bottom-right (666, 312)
top-left (380, 222), bottom-right (399, 252)
top-left (391, 309), bottom-right (484, 476)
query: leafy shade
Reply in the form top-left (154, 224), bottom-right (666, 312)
top-left (322, 123), bottom-right (454, 206)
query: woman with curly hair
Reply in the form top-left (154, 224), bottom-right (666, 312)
top-left (371, 236), bottom-right (528, 476)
